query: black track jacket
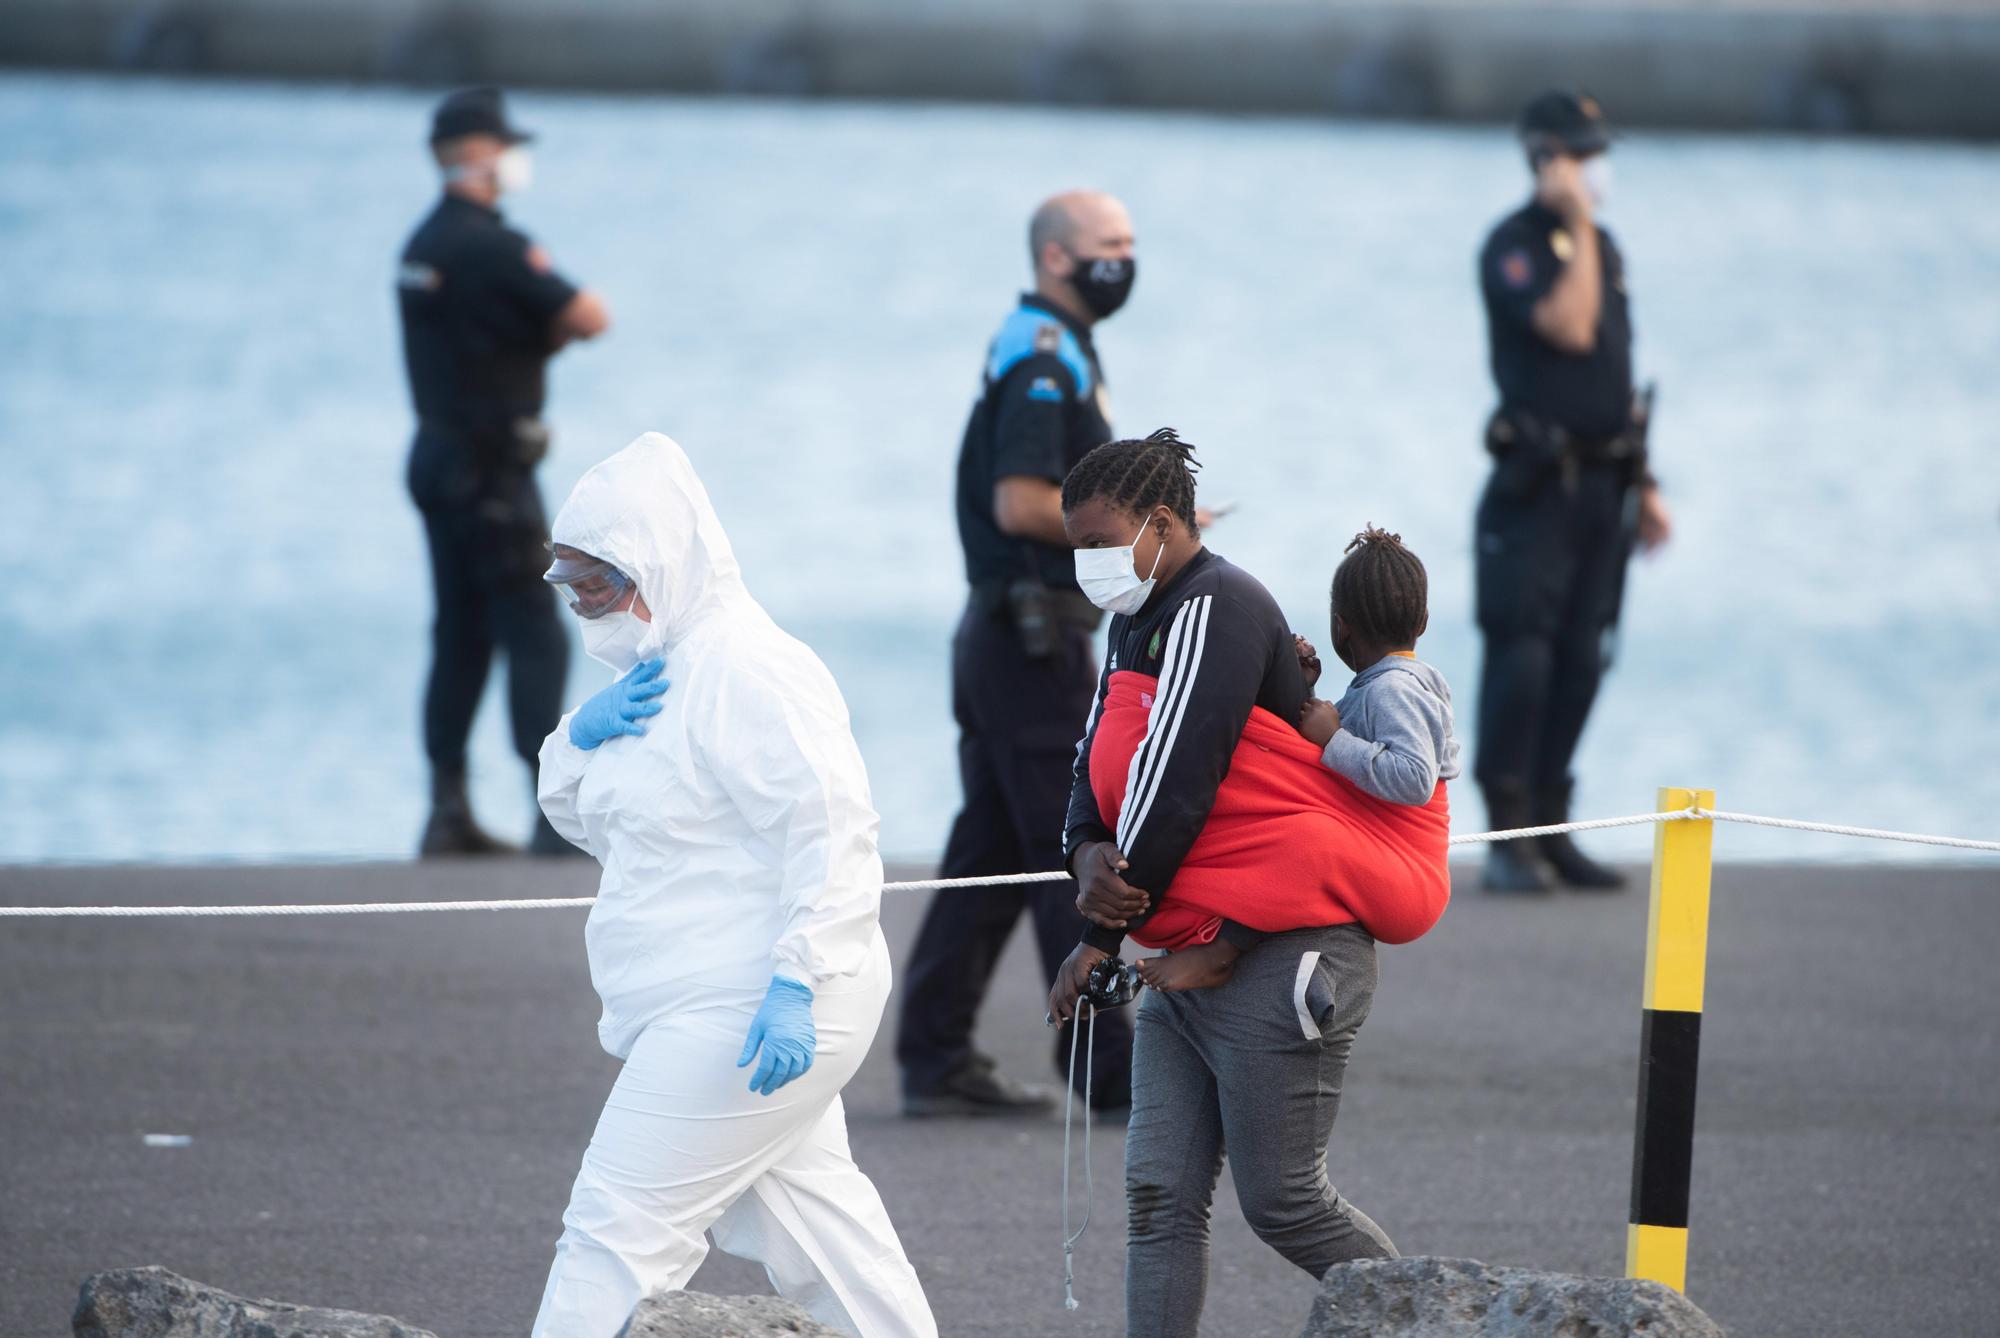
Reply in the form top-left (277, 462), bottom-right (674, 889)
top-left (1063, 549), bottom-right (1307, 954)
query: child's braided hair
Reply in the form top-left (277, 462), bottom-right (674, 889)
top-left (1060, 427), bottom-right (1202, 533)
top-left (1331, 525), bottom-right (1428, 646)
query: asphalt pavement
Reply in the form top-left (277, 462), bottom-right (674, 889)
top-left (2, 857), bottom-right (1996, 1336)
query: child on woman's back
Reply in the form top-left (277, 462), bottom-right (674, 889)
top-left (1137, 526), bottom-right (1460, 992)
top-left (1297, 525), bottom-right (1461, 802)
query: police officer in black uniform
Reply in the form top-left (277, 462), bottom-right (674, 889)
top-left (896, 191), bottom-right (1141, 1115)
top-left (398, 88), bottom-right (611, 857)
top-left (1475, 91), bottom-right (1672, 892)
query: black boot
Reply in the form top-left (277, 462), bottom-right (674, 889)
top-left (527, 774), bottom-right (590, 857)
top-left (418, 769), bottom-right (517, 858)
top-left (1535, 779), bottom-right (1626, 890)
top-left (902, 1053), bottom-right (1056, 1119)
top-left (1481, 781), bottom-right (1552, 894)
top-left (1052, 1025), bottom-right (1133, 1113)
top-left (528, 811), bottom-right (588, 857)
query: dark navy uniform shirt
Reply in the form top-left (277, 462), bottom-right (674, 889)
top-left (1480, 201), bottom-right (1634, 441)
top-left (1063, 549), bottom-right (1307, 953)
top-left (954, 294), bottom-right (1113, 593)
top-left (397, 195), bottom-right (578, 462)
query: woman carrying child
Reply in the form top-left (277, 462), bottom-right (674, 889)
top-left (1045, 430), bottom-right (1457, 1338)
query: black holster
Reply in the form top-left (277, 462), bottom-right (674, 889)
top-left (973, 581), bottom-right (1103, 659)
top-left (506, 416), bottom-right (551, 469)
top-left (1485, 405), bottom-right (1648, 500)
top-left (455, 414), bottom-right (551, 472)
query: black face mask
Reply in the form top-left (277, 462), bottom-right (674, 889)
top-left (1067, 254), bottom-right (1136, 320)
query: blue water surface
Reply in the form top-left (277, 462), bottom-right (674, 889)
top-left (1, 74), bottom-right (1996, 865)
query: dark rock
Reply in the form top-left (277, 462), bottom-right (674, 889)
top-left (1303, 1256), bottom-right (1725, 1337)
top-left (73, 1267), bottom-right (437, 1338)
top-left (626, 1290), bottom-right (845, 1337)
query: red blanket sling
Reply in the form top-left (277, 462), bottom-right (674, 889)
top-left (1089, 670), bottom-right (1451, 951)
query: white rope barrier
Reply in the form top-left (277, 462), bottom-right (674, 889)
top-left (0, 806), bottom-right (1991, 919)
top-left (1441, 809), bottom-right (1701, 846)
top-left (1689, 808), bottom-right (2000, 854)
top-left (0, 897), bottom-right (602, 919)
top-left (878, 871), bottom-right (1073, 895)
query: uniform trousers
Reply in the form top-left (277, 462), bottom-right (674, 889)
top-left (1473, 458), bottom-right (1634, 794)
top-left (412, 449), bottom-right (568, 776)
top-left (895, 602), bottom-right (1133, 1101)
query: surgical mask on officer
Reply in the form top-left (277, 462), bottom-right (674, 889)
top-left (495, 145), bottom-right (535, 196)
top-left (1065, 253), bottom-right (1136, 321)
top-left (582, 608), bottom-right (649, 672)
top-left (1581, 155), bottom-right (1611, 208)
top-left (1075, 514), bottom-right (1166, 616)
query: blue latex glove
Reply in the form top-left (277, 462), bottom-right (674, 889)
top-left (568, 658), bottom-right (669, 750)
top-left (737, 975), bottom-right (816, 1096)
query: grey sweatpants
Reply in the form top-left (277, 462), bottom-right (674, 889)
top-left (1124, 924), bottom-right (1397, 1337)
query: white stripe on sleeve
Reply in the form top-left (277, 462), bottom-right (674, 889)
top-left (1117, 599), bottom-right (1201, 848)
top-left (1117, 595), bottom-right (1212, 852)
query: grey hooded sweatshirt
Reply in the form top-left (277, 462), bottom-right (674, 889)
top-left (1322, 654), bottom-right (1462, 806)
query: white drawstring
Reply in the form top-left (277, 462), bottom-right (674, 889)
top-left (1061, 999), bottom-right (1097, 1312)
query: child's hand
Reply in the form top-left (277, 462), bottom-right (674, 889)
top-left (1299, 697), bottom-right (1341, 748)
top-left (1294, 634), bottom-right (1322, 690)
top-left (1137, 941), bottom-right (1241, 993)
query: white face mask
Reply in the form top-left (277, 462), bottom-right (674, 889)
top-left (581, 609), bottom-right (648, 672)
top-left (495, 145), bottom-right (534, 196)
top-left (1075, 516), bottom-right (1167, 617)
top-left (1581, 155), bottom-right (1612, 208)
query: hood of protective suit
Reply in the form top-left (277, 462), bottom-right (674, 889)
top-left (537, 432), bottom-right (887, 1063)
top-left (549, 433), bottom-right (754, 657)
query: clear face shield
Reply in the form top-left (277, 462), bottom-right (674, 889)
top-left (544, 547), bottom-right (635, 620)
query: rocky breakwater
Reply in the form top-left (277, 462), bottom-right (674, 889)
top-left (1302, 1256), bottom-right (1726, 1337)
top-left (73, 1267), bottom-right (842, 1338)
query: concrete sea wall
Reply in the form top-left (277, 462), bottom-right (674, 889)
top-left (3, 1), bottom-right (1998, 138)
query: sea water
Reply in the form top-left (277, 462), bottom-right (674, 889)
top-left (2, 74), bottom-right (1996, 865)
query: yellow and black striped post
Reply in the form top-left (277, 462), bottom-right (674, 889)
top-left (1626, 786), bottom-right (1716, 1293)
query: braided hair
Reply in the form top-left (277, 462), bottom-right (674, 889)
top-left (1331, 525), bottom-right (1428, 646)
top-left (1060, 427), bottom-right (1202, 532)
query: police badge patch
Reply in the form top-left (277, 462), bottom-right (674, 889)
top-left (1499, 248), bottom-right (1533, 290)
top-left (396, 261), bottom-right (442, 292)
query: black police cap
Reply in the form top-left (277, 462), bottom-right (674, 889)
top-left (429, 87), bottom-right (532, 146)
top-left (1518, 90), bottom-right (1612, 155)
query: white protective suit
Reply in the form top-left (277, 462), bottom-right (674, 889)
top-left (531, 433), bottom-right (936, 1338)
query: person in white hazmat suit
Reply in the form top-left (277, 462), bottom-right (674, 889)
top-left (529, 432), bottom-right (937, 1338)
